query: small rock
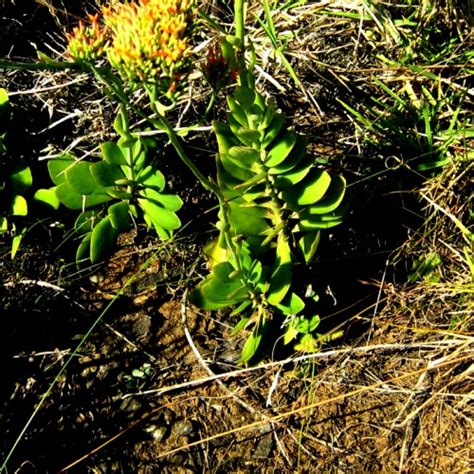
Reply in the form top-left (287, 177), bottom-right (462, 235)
top-left (173, 419), bottom-right (194, 437)
top-left (254, 433), bottom-right (274, 458)
top-left (169, 453), bottom-right (185, 465)
top-left (119, 398), bottom-right (142, 414)
top-left (143, 423), bottom-right (167, 442)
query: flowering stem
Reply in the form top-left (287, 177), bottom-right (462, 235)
top-left (234, 0), bottom-right (246, 43)
top-left (154, 112), bottom-right (221, 196)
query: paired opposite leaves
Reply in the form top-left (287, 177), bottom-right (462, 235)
top-left (41, 122), bottom-right (182, 266)
top-left (192, 80), bottom-right (349, 362)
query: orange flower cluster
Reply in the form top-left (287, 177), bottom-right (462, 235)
top-left (67, 0), bottom-right (195, 86)
top-left (67, 14), bottom-right (108, 61)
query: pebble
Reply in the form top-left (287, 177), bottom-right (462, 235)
top-left (173, 419), bottom-right (194, 437)
top-left (143, 423), bottom-right (167, 442)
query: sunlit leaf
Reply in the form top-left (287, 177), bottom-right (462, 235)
top-left (33, 188), bottom-right (60, 210)
top-left (10, 195), bottom-right (27, 216)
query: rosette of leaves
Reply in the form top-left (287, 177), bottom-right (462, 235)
top-left (36, 111), bottom-right (182, 266)
top-left (0, 89), bottom-right (33, 257)
top-left (190, 78), bottom-right (348, 362)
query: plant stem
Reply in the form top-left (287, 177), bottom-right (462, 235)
top-left (234, 0), bottom-right (246, 43)
top-left (144, 91), bottom-right (221, 198)
top-left (89, 69), bottom-right (219, 198)
top-left (0, 58), bottom-right (78, 71)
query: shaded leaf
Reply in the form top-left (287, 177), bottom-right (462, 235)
top-left (101, 141), bottom-right (127, 166)
top-left (90, 161), bottom-right (124, 187)
top-left (9, 162), bottom-right (32, 194)
top-left (108, 201), bottom-right (130, 231)
top-left (66, 161), bottom-right (97, 195)
top-left (90, 215), bottom-right (119, 264)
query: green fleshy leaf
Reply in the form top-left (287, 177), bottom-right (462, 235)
top-left (304, 175), bottom-right (346, 214)
top-left (0, 88), bottom-right (10, 127)
top-left (47, 156), bottom-right (76, 186)
top-left (230, 300), bottom-right (252, 318)
top-left (118, 136), bottom-right (139, 150)
top-left (0, 216), bottom-right (8, 232)
top-left (283, 325), bottom-right (299, 345)
top-left (234, 86), bottom-right (256, 109)
top-left (298, 231), bottom-right (321, 263)
top-left (141, 188), bottom-right (183, 212)
top-left (220, 152), bottom-right (253, 181)
top-left (237, 128), bottom-right (261, 145)
top-left (76, 232), bottom-right (92, 266)
top-left (106, 189), bottom-right (134, 200)
top-left (241, 320), bottom-right (266, 363)
top-left (214, 121), bottom-right (239, 155)
top-left (268, 136), bottom-right (307, 175)
top-left (138, 197), bottom-right (181, 232)
top-left (297, 217), bottom-right (344, 231)
top-left (55, 182), bottom-right (112, 209)
top-left (234, 171), bottom-right (266, 192)
top-left (274, 158), bottom-right (313, 187)
top-left (267, 234), bottom-right (292, 305)
top-left (248, 259), bottom-right (264, 286)
top-left (90, 161), bottom-right (124, 187)
top-left (33, 188), bottom-right (60, 210)
top-left (308, 314), bottom-right (321, 332)
top-left (265, 131), bottom-right (297, 167)
top-left (65, 161), bottom-right (97, 195)
top-left (9, 162), bottom-right (32, 194)
top-left (190, 262), bottom-right (248, 310)
top-left (282, 169), bottom-right (331, 209)
top-left (108, 201), bottom-right (130, 231)
top-left (138, 166), bottom-right (166, 191)
top-left (101, 141), bottom-right (127, 166)
top-left (294, 333), bottom-right (319, 352)
top-left (74, 209), bottom-right (102, 235)
top-left (0, 88), bottom-right (8, 109)
top-left (227, 96), bottom-right (248, 128)
top-left (10, 195), bottom-right (28, 216)
top-left (11, 227), bottom-right (27, 259)
top-left (261, 114), bottom-right (285, 149)
top-left (227, 200), bottom-right (269, 236)
top-left (204, 237), bottom-right (228, 268)
top-left (231, 315), bottom-right (251, 335)
top-left (90, 215), bottom-right (119, 264)
top-left (228, 146), bottom-right (260, 167)
top-left (277, 292), bottom-right (305, 316)
top-left (113, 110), bottom-right (128, 137)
